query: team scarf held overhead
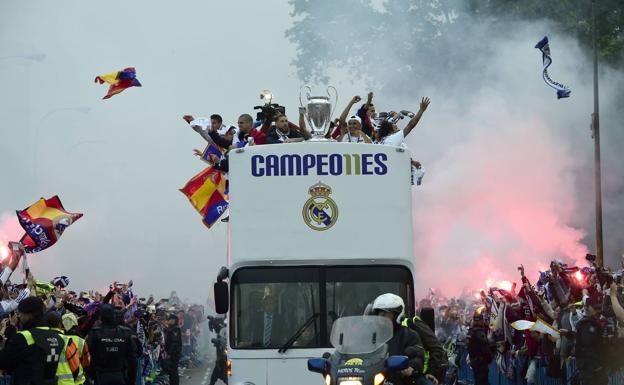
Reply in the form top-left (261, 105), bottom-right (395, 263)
top-left (535, 36), bottom-right (571, 99)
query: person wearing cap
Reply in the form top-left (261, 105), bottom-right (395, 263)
top-left (338, 115), bottom-right (373, 143)
top-left (575, 294), bottom-right (608, 385)
top-left (0, 296), bottom-right (66, 385)
top-left (370, 293), bottom-right (429, 385)
top-left (87, 304), bottom-right (137, 385)
top-left (467, 311), bottom-right (492, 385)
top-left (338, 95), bottom-right (373, 143)
top-left (63, 312), bottom-right (91, 385)
top-left (163, 313), bottom-right (182, 385)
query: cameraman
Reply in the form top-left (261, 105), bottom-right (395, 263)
top-left (609, 282), bottom-right (624, 323)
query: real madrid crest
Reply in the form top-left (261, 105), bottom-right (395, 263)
top-left (302, 182), bottom-right (338, 231)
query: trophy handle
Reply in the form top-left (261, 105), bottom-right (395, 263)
top-left (299, 85), bottom-right (312, 109)
top-left (327, 86), bottom-right (338, 120)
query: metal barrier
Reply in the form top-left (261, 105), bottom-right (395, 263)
top-left (456, 351), bottom-right (624, 385)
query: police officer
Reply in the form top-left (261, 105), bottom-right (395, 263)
top-left (402, 311), bottom-right (447, 384)
top-left (163, 314), bottom-right (182, 385)
top-left (0, 296), bottom-right (65, 385)
top-left (575, 294), bottom-right (608, 385)
top-left (371, 293), bottom-right (432, 385)
top-left (87, 304), bottom-right (137, 385)
top-left (467, 312), bottom-right (492, 385)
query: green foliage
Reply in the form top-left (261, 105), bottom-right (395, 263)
top-left (286, 0), bottom-right (623, 86)
top-left (468, 0), bottom-right (624, 64)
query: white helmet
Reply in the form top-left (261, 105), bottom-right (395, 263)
top-left (372, 293), bottom-right (405, 324)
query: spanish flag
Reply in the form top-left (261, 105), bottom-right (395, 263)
top-left (17, 196), bottom-right (83, 253)
top-left (179, 167), bottom-right (228, 228)
top-left (94, 67), bottom-right (142, 99)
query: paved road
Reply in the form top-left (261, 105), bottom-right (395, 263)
top-left (180, 358), bottom-right (225, 385)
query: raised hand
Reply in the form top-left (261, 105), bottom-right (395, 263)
top-left (351, 95), bottom-right (362, 104)
top-left (419, 97), bottom-right (430, 111)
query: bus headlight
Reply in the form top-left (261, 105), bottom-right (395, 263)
top-left (338, 377), bottom-right (362, 385)
top-left (373, 373), bottom-right (385, 385)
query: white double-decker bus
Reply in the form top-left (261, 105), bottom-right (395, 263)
top-left (214, 142), bottom-right (416, 385)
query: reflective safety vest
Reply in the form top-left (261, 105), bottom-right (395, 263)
top-left (55, 331), bottom-right (76, 385)
top-left (71, 335), bottom-right (87, 385)
top-left (56, 334), bottom-right (86, 385)
top-left (17, 326), bottom-right (65, 384)
top-left (402, 316), bottom-right (431, 373)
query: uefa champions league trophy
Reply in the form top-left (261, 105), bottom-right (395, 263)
top-left (299, 86), bottom-right (338, 140)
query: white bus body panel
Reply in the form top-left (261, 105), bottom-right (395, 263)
top-left (228, 142), bottom-right (413, 264)
top-left (226, 142), bottom-right (414, 385)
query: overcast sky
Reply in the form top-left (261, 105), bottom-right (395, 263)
top-left (0, 0), bottom-right (345, 304)
top-left (2, 1), bottom-right (623, 302)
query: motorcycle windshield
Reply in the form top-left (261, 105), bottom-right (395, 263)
top-left (330, 315), bottom-right (393, 354)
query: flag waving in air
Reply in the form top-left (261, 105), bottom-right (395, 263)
top-left (179, 167), bottom-right (228, 228)
top-left (94, 67), bottom-right (142, 99)
top-left (535, 36), bottom-right (571, 99)
top-left (200, 143), bottom-right (226, 164)
top-left (16, 196), bottom-right (83, 253)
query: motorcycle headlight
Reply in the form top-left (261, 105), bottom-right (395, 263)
top-left (373, 373), bottom-right (385, 385)
top-left (325, 374), bottom-right (332, 385)
top-left (338, 377), bottom-right (363, 385)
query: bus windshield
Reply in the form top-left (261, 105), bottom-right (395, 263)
top-left (231, 265), bottom-right (412, 349)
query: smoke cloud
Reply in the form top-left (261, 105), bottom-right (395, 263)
top-left (1, 1), bottom-right (622, 301)
top-left (287, 3), bottom-right (624, 295)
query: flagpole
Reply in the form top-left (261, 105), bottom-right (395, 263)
top-left (591, 0), bottom-right (604, 268)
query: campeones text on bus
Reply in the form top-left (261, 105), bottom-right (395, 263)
top-left (251, 153), bottom-right (389, 177)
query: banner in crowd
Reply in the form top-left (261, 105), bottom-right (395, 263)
top-left (201, 143), bottom-right (225, 164)
top-left (535, 36), bottom-right (571, 99)
top-left (17, 195), bottom-right (83, 253)
top-left (179, 166), bottom-right (228, 228)
top-left (511, 317), bottom-right (560, 338)
top-left (94, 67), bottom-right (142, 99)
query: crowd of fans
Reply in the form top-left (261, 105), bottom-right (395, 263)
top-left (183, 91), bottom-right (430, 184)
top-left (417, 255), bottom-right (624, 385)
top-left (0, 247), bottom-right (207, 385)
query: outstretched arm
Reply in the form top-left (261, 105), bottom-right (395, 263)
top-left (610, 283), bottom-right (624, 323)
top-left (298, 108), bottom-right (312, 140)
top-left (403, 97), bottom-right (430, 138)
top-left (339, 96), bottom-right (362, 134)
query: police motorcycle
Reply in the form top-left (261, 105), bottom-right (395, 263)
top-left (308, 315), bottom-right (409, 385)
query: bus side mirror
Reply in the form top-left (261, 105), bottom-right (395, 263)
top-left (214, 281), bottom-right (229, 314)
top-left (307, 358), bottom-right (328, 374)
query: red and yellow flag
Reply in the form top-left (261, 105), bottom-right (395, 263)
top-left (179, 167), bottom-right (228, 228)
top-left (17, 196), bottom-right (82, 253)
top-left (94, 67), bottom-right (142, 99)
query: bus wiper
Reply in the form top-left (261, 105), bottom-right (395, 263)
top-left (278, 313), bottom-right (319, 354)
